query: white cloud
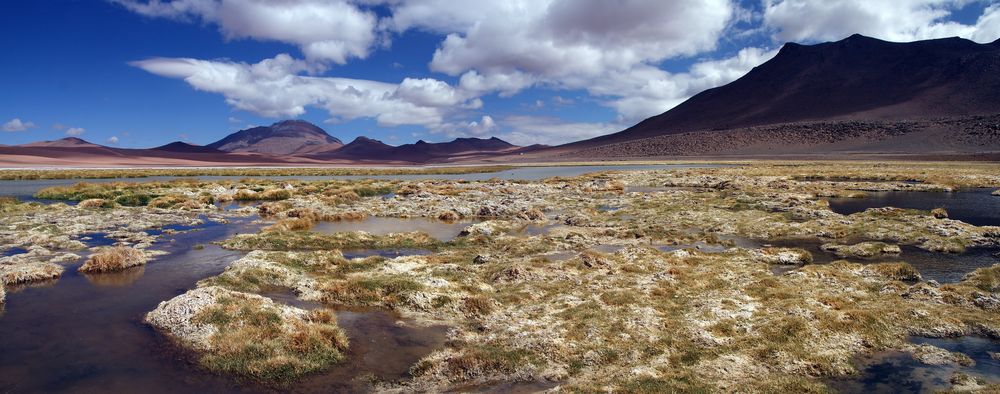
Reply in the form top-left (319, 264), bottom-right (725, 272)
top-left (107, 136), bottom-right (120, 145)
top-left (762, 1), bottom-right (1000, 44)
top-left (113, 0), bottom-right (378, 64)
top-left (2, 118), bottom-right (35, 132)
top-left (130, 54), bottom-right (480, 128)
top-left (497, 115), bottom-right (622, 146)
top-left (380, 0), bottom-right (745, 124)
top-left (227, 116), bottom-right (241, 123)
top-left (65, 127), bottom-right (86, 136)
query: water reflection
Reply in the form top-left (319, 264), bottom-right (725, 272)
top-left (82, 265), bottom-right (146, 287)
top-left (829, 336), bottom-right (999, 393)
top-left (828, 188), bottom-right (1000, 227)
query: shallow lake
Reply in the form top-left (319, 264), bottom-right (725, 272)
top-left (828, 188), bottom-right (1000, 227)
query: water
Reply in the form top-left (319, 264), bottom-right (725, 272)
top-left (0, 164), bottom-right (723, 200)
top-left (828, 188), bottom-right (1000, 227)
top-left (765, 238), bottom-right (999, 283)
top-left (0, 217), bottom-right (448, 393)
top-left (1, 246), bottom-right (27, 257)
top-left (829, 336), bottom-right (999, 393)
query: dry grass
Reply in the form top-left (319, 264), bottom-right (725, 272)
top-left (234, 188), bottom-right (292, 201)
top-left (437, 210), bottom-right (460, 222)
top-left (264, 217), bottom-right (316, 232)
top-left (78, 247), bottom-right (147, 273)
top-left (77, 198), bottom-right (115, 209)
top-left (192, 295), bottom-right (348, 380)
top-left (0, 262), bottom-right (63, 285)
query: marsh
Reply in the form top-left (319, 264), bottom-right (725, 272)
top-left (0, 162), bottom-right (998, 392)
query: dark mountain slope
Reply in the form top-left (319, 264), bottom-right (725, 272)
top-left (568, 34), bottom-right (1000, 149)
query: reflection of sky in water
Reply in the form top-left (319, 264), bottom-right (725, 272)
top-left (829, 188), bottom-right (1000, 227)
top-left (766, 238), bottom-right (1000, 283)
top-left (829, 336), bottom-right (999, 393)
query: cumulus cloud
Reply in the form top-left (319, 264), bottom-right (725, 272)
top-left (107, 136), bottom-right (120, 144)
top-left (112, 0), bottom-right (378, 64)
top-left (762, 0), bottom-right (1000, 44)
top-left (65, 127), bottom-right (86, 136)
top-left (498, 116), bottom-right (622, 146)
top-left (2, 118), bottom-right (35, 132)
top-left (130, 53), bottom-right (480, 127)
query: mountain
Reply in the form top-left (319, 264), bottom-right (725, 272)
top-left (22, 137), bottom-right (103, 148)
top-left (152, 141), bottom-right (223, 154)
top-left (207, 120), bottom-right (343, 155)
top-left (313, 136), bottom-right (520, 162)
top-left (314, 136), bottom-right (395, 160)
top-left (566, 34), bottom-right (1000, 151)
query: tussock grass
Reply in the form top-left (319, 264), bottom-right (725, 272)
top-left (233, 188), bottom-right (291, 201)
top-left (1, 262), bottom-right (63, 285)
top-left (321, 275), bottom-right (424, 306)
top-left (961, 264), bottom-right (1000, 292)
top-left (192, 295), bottom-right (348, 380)
top-left (78, 246), bottom-right (147, 273)
top-left (219, 230), bottom-right (440, 251)
top-left (77, 198), bottom-right (116, 209)
top-left (864, 262), bottom-right (922, 281)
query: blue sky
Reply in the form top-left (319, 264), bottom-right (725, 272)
top-left (1, 0), bottom-right (998, 148)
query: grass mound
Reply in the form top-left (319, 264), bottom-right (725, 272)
top-left (146, 286), bottom-right (348, 380)
top-left (78, 246), bottom-right (147, 273)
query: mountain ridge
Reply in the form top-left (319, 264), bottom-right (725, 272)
top-left (564, 34), bottom-right (1000, 150)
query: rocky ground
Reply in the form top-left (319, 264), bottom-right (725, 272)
top-left (1, 162), bottom-right (999, 391)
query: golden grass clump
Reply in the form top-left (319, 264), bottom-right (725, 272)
top-left (192, 294), bottom-right (348, 380)
top-left (264, 217), bottom-right (316, 232)
top-left (147, 195), bottom-right (187, 208)
top-left (78, 246), bottom-right (147, 273)
top-left (234, 188), bottom-right (292, 201)
top-left (437, 210), bottom-right (461, 222)
top-left (327, 211), bottom-right (366, 221)
top-left (77, 198), bottom-right (115, 209)
top-left (1, 262), bottom-right (63, 285)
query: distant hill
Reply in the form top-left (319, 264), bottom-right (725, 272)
top-left (22, 137), bottom-right (103, 148)
top-left (207, 120), bottom-right (343, 155)
top-left (313, 136), bottom-right (520, 162)
top-left (562, 34), bottom-right (1000, 153)
top-left (152, 141), bottom-right (223, 154)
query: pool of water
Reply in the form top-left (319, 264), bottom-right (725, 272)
top-left (1, 246), bottom-right (27, 257)
top-left (0, 164), bottom-right (726, 200)
top-left (828, 188), bottom-right (1000, 227)
top-left (312, 217), bottom-right (474, 242)
top-left (828, 336), bottom-right (999, 393)
top-left (765, 238), bottom-right (999, 283)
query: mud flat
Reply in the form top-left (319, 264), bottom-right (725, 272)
top-left (0, 161), bottom-right (998, 392)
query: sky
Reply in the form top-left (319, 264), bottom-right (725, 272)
top-left (1, 0), bottom-right (999, 148)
